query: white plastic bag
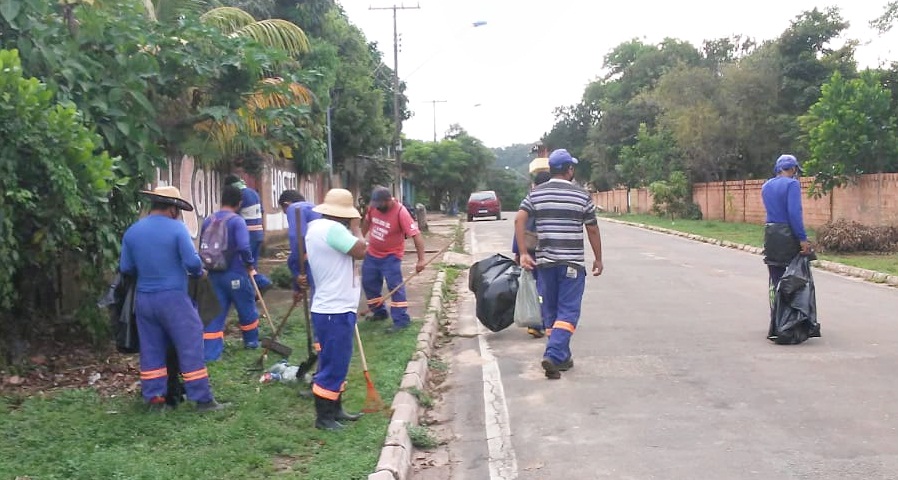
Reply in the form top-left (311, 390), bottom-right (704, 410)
top-left (514, 269), bottom-right (542, 329)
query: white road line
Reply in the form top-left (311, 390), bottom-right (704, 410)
top-left (471, 224), bottom-right (518, 480)
top-left (479, 330), bottom-right (518, 479)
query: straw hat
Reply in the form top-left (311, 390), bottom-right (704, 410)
top-left (313, 188), bottom-right (361, 219)
top-left (139, 185), bottom-right (194, 211)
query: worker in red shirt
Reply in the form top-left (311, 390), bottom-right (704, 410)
top-left (361, 186), bottom-right (426, 333)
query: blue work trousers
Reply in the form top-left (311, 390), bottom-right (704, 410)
top-left (537, 264), bottom-right (586, 364)
top-left (361, 254), bottom-right (410, 327)
top-left (135, 290), bottom-right (213, 403)
top-left (204, 271), bottom-right (260, 361)
top-left (310, 312), bottom-right (356, 400)
top-left (249, 231), bottom-right (271, 290)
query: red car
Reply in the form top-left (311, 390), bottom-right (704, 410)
top-left (467, 190), bottom-right (502, 221)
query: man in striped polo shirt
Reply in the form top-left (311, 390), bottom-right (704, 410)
top-left (515, 148), bottom-right (604, 379)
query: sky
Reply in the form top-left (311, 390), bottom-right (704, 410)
top-left (339, 0), bottom-right (898, 149)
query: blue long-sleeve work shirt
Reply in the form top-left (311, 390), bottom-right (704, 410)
top-left (761, 176), bottom-right (808, 241)
top-left (120, 214), bottom-right (204, 293)
top-left (285, 201), bottom-right (321, 279)
top-left (200, 210), bottom-right (254, 274)
top-left (511, 215), bottom-right (537, 255)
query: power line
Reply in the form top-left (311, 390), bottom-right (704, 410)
top-left (369, 3), bottom-right (420, 202)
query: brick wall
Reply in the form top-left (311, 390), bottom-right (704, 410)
top-left (692, 173), bottom-right (898, 227)
top-left (594, 173), bottom-right (898, 227)
top-left (593, 188), bottom-right (655, 214)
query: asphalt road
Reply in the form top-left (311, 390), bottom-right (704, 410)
top-left (442, 214), bottom-right (898, 480)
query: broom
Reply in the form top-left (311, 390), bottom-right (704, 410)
top-left (354, 323), bottom-right (385, 413)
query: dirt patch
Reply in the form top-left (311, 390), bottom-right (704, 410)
top-left (0, 341), bottom-right (139, 400)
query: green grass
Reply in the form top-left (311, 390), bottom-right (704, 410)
top-left (602, 213), bottom-right (898, 276)
top-left (451, 222), bottom-right (467, 254)
top-left (438, 264), bottom-right (464, 303)
top-left (0, 301), bottom-right (421, 480)
top-left (820, 253), bottom-right (898, 276)
top-left (403, 387), bottom-right (433, 408)
top-left (406, 424), bottom-right (437, 450)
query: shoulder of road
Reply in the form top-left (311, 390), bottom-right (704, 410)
top-left (600, 217), bottom-right (898, 288)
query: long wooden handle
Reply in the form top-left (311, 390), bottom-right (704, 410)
top-left (363, 240), bottom-right (454, 313)
top-left (354, 324), bottom-right (369, 371)
top-left (250, 274), bottom-right (276, 332)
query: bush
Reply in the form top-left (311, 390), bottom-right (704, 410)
top-left (649, 171), bottom-right (697, 219)
top-left (269, 265), bottom-right (294, 289)
top-left (0, 49), bottom-right (118, 363)
top-left (816, 219), bottom-right (898, 253)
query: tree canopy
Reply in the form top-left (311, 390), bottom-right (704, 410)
top-left (0, 0), bottom-right (402, 357)
top-left (542, 6), bottom-right (896, 197)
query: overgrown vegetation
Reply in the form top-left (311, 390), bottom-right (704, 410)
top-left (268, 265), bottom-right (293, 289)
top-left (451, 223), bottom-right (467, 254)
top-left (816, 219), bottom-right (898, 253)
top-left (0, 49), bottom-right (117, 360)
top-left (404, 386), bottom-right (434, 408)
top-left (648, 171), bottom-right (702, 220)
top-left (0, 0), bottom-right (407, 361)
top-left (407, 424), bottom-right (438, 450)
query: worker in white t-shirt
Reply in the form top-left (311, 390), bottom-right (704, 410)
top-left (305, 189), bottom-right (367, 430)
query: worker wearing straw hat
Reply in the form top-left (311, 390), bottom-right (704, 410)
top-left (119, 186), bottom-right (227, 412)
top-left (306, 189), bottom-right (367, 430)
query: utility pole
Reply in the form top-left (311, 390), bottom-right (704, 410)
top-left (370, 3), bottom-right (420, 202)
top-left (426, 99), bottom-right (447, 142)
top-left (325, 105), bottom-right (334, 190)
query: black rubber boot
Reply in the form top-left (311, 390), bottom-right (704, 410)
top-left (314, 395), bottom-right (344, 431)
top-left (334, 394), bottom-right (362, 422)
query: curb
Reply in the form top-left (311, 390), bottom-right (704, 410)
top-left (368, 244), bottom-right (456, 480)
top-left (600, 217), bottom-right (898, 287)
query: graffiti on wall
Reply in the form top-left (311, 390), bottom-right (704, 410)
top-left (155, 156), bottom-right (324, 237)
top-left (153, 155), bottom-right (221, 239)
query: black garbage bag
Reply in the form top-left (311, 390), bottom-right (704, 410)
top-left (189, 276), bottom-right (222, 327)
top-left (768, 254), bottom-right (821, 345)
top-left (98, 273), bottom-right (140, 354)
top-left (763, 223), bottom-right (800, 267)
top-left (98, 273), bottom-right (191, 407)
top-left (469, 254), bottom-right (519, 332)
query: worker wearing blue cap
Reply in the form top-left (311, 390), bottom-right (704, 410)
top-left (515, 148), bottom-right (604, 380)
top-left (761, 154), bottom-right (812, 320)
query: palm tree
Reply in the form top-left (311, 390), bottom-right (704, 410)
top-left (144, 1), bottom-right (317, 166)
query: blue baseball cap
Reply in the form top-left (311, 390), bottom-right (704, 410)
top-left (774, 154), bottom-right (803, 174)
top-left (548, 148), bottom-right (579, 169)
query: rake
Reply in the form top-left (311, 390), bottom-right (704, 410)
top-left (354, 323), bottom-right (385, 413)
